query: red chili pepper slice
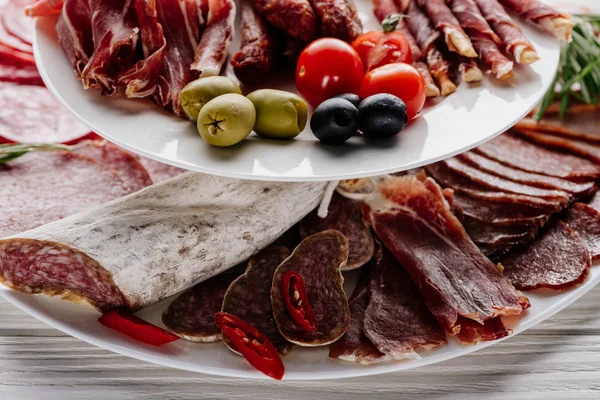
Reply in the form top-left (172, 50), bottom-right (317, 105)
top-left (214, 312), bottom-right (285, 380)
top-left (98, 309), bottom-right (179, 346)
top-left (281, 271), bottom-right (317, 332)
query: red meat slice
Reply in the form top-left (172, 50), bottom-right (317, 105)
top-left (565, 203), bottom-right (600, 261)
top-left (24, 0), bottom-right (64, 16)
top-left (0, 12), bottom-right (33, 55)
top-left (0, 61), bottom-right (42, 85)
top-left (455, 317), bottom-right (510, 344)
top-left (0, 83), bottom-right (91, 143)
top-left (0, 42), bottom-right (35, 65)
top-left (462, 215), bottom-right (535, 247)
top-left (516, 113), bottom-right (600, 144)
top-left (2, 0), bottom-right (35, 46)
top-left (137, 156), bottom-right (186, 184)
top-left (514, 129), bottom-right (600, 165)
top-left (56, 0), bottom-right (95, 79)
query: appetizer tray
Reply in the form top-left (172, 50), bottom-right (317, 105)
top-left (33, 0), bottom-right (560, 182)
top-left (1, 264), bottom-right (598, 380)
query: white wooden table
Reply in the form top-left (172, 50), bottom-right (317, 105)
top-left (2, 286), bottom-right (600, 399)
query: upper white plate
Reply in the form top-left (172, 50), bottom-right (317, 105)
top-left (33, 1), bottom-right (560, 182)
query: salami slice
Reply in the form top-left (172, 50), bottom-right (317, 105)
top-left (0, 61), bottom-right (42, 85)
top-left (271, 230), bottom-right (350, 346)
top-left (462, 215), bottom-right (535, 247)
top-left (565, 203), bottom-right (600, 262)
top-left (514, 129), bottom-right (600, 165)
top-left (516, 114), bottom-right (600, 144)
top-left (162, 273), bottom-right (238, 342)
top-left (329, 262), bottom-right (389, 365)
top-left (503, 222), bottom-right (592, 291)
top-left (0, 43), bottom-right (35, 65)
top-left (137, 156), bottom-right (186, 184)
top-left (0, 151), bottom-right (131, 238)
top-left (74, 141), bottom-right (153, 192)
top-left (473, 133), bottom-right (600, 180)
top-left (0, 175), bottom-right (327, 310)
top-left (0, 83), bottom-right (91, 143)
top-left (299, 192), bottom-right (374, 270)
top-left (364, 245), bottom-right (446, 359)
top-left (2, 0), bottom-right (35, 46)
top-left (222, 246), bottom-right (294, 355)
top-left (0, 12), bottom-right (33, 55)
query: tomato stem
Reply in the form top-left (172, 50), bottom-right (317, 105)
top-left (382, 13), bottom-right (406, 33)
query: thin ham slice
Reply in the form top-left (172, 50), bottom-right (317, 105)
top-left (56, 0), bottom-right (94, 79)
top-left (363, 176), bottom-right (529, 339)
top-left (565, 203), bottom-right (600, 261)
top-left (473, 133), bottom-right (600, 180)
top-left (499, 0), bottom-right (573, 41)
top-left (503, 222), bottom-right (591, 291)
top-left (514, 129), bottom-right (600, 165)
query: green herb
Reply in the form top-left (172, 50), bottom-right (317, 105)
top-left (0, 143), bottom-right (81, 164)
top-left (535, 15), bottom-right (600, 121)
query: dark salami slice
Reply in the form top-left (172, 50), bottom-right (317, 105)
top-left (0, 60), bottom-right (42, 85)
top-left (364, 246), bottom-right (446, 359)
top-left (516, 114), bottom-right (600, 144)
top-left (137, 156), bottom-right (187, 184)
top-left (565, 203), bottom-right (600, 261)
top-left (459, 152), bottom-right (596, 198)
top-left (473, 133), bottom-right (600, 180)
top-left (503, 222), bottom-right (591, 291)
top-left (222, 246), bottom-right (293, 355)
top-left (462, 215), bottom-right (535, 247)
top-left (514, 129), bottom-right (600, 165)
top-left (300, 192), bottom-right (374, 270)
top-left (329, 261), bottom-right (388, 364)
top-left (2, 0), bottom-right (34, 45)
top-left (75, 141), bottom-right (153, 192)
top-left (271, 230), bottom-right (350, 346)
top-left (0, 83), bottom-right (91, 143)
top-left (162, 274), bottom-right (238, 342)
top-left (0, 151), bottom-right (131, 238)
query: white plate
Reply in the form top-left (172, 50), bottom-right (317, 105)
top-left (2, 264), bottom-right (600, 380)
top-left (33, 1), bottom-right (560, 182)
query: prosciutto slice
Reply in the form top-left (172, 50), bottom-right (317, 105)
top-left (499, 0), bottom-right (573, 41)
top-left (191, 0), bottom-right (235, 77)
top-left (473, 133), bottom-right (600, 180)
top-left (363, 176), bottom-right (529, 338)
top-left (448, 0), bottom-right (513, 79)
top-left (475, 0), bottom-right (539, 64)
top-left (56, 0), bottom-right (94, 79)
top-left (514, 129), bottom-right (600, 165)
top-left (566, 203), bottom-right (600, 261)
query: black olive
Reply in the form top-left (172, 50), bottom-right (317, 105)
top-left (333, 93), bottom-right (362, 108)
top-left (358, 94), bottom-right (408, 139)
top-left (310, 98), bottom-right (359, 145)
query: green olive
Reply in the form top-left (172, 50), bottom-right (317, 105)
top-left (181, 76), bottom-right (242, 121)
top-left (197, 94), bottom-right (256, 147)
top-left (246, 89), bottom-right (308, 140)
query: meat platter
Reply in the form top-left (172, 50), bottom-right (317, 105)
top-left (31, 0), bottom-right (560, 181)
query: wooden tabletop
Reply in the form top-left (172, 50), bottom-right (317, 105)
top-left (1, 285), bottom-right (600, 399)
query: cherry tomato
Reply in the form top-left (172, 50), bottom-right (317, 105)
top-left (351, 31), bottom-right (384, 71)
top-left (352, 31), bottom-right (412, 72)
top-left (296, 38), bottom-right (364, 108)
top-left (360, 63), bottom-right (426, 120)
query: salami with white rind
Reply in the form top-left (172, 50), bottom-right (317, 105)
top-left (0, 174), bottom-right (327, 310)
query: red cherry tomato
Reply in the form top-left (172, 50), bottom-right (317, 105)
top-left (352, 31), bottom-right (412, 72)
top-left (351, 31), bottom-right (384, 71)
top-left (296, 38), bottom-right (364, 108)
top-left (360, 63), bottom-right (426, 120)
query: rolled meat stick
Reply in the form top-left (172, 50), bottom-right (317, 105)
top-left (251, 0), bottom-right (318, 42)
top-left (499, 0), bottom-right (573, 42)
top-left (457, 56), bottom-right (484, 82)
top-left (449, 0), bottom-right (514, 80)
top-left (310, 0), bottom-right (363, 43)
top-left (231, 1), bottom-right (278, 85)
top-left (373, 0), bottom-right (440, 96)
top-left (417, 0), bottom-right (477, 58)
top-left (475, 0), bottom-right (539, 65)
top-left (406, 1), bottom-right (457, 96)
top-left (0, 173), bottom-right (327, 311)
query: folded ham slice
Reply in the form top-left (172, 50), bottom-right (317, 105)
top-left (363, 176), bottom-right (529, 339)
top-left (499, 0), bottom-right (573, 41)
top-left (56, 0), bottom-right (94, 79)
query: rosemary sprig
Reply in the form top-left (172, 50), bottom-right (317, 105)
top-left (0, 143), bottom-right (81, 164)
top-left (535, 15), bottom-right (600, 121)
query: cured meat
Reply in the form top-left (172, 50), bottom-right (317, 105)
top-left (503, 222), bottom-right (591, 291)
top-left (329, 261), bottom-right (388, 365)
top-left (372, 0), bottom-right (440, 96)
top-left (0, 61), bottom-right (42, 85)
top-left (459, 152), bottom-right (597, 198)
top-left (251, 0), bottom-right (318, 42)
top-left (417, 0), bottom-right (477, 58)
top-left (425, 162), bottom-right (565, 212)
top-left (271, 230), bottom-right (350, 346)
top-left (136, 156), bottom-right (186, 183)
top-left (363, 176), bottom-right (529, 339)
top-left (565, 203), bottom-right (600, 261)
top-left (0, 7), bottom-right (33, 55)
top-left (456, 55), bottom-right (483, 82)
top-left (448, 0), bottom-right (513, 80)
top-left (516, 114), bottom-right (600, 144)
top-left (74, 141), bottom-right (153, 192)
top-left (231, 2), bottom-right (278, 86)
top-left (473, 133), bottom-right (600, 180)
top-left (0, 42), bottom-right (34, 65)
top-left (24, 0), bottom-right (63, 16)
top-left (0, 151), bottom-right (131, 238)
top-left (310, 0), bottom-right (362, 43)
top-left (442, 158), bottom-right (571, 205)
top-left (364, 245), bottom-right (446, 359)
top-left (161, 273), bottom-right (237, 342)
top-left (0, 174), bottom-right (327, 310)
top-left (0, 83), bottom-right (91, 143)
top-left (2, 0), bottom-right (35, 45)
top-left (462, 215), bottom-right (535, 247)
top-left (406, 1), bottom-right (456, 96)
top-left (191, 0), bottom-right (235, 77)
top-left (475, 0), bottom-right (539, 64)
top-left (299, 192), bottom-right (374, 270)
top-left (56, 0), bottom-right (94, 79)
top-left (222, 246), bottom-right (294, 355)
top-left (590, 193), bottom-right (600, 212)
top-left (514, 129), bottom-right (600, 165)
top-left (455, 317), bottom-right (510, 344)
top-left (499, 0), bottom-right (573, 41)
